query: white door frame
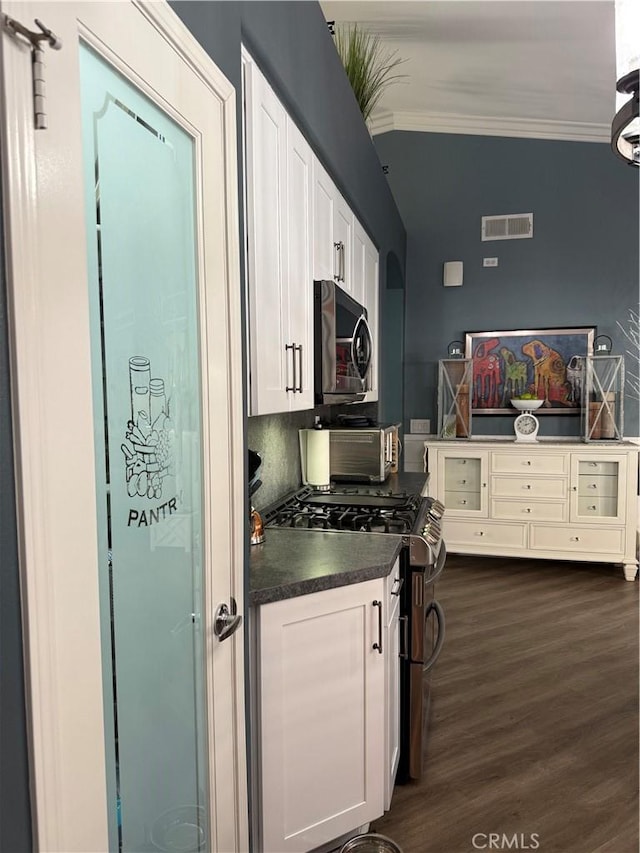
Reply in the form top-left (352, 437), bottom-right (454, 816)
top-left (0, 2), bottom-right (248, 850)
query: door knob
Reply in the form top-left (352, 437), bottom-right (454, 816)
top-left (213, 599), bottom-right (242, 642)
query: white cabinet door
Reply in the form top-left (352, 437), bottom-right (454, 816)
top-left (334, 191), bottom-right (354, 294)
top-left (285, 120), bottom-right (314, 410)
top-left (312, 159), bottom-right (336, 283)
top-left (258, 580), bottom-right (385, 852)
top-left (244, 57), bottom-right (313, 414)
top-left (437, 449), bottom-right (489, 517)
top-left (384, 561), bottom-right (402, 811)
top-left (569, 454), bottom-right (627, 525)
top-left (352, 219), bottom-right (367, 307)
top-left (244, 60), bottom-right (289, 414)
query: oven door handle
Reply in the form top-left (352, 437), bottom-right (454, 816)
top-left (423, 599), bottom-right (445, 674)
top-left (424, 540), bottom-right (446, 588)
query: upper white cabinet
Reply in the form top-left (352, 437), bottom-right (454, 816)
top-left (312, 159), bottom-right (355, 295)
top-left (244, 55), bottom-right (313, 415)
top-left (244, 51), bottom-right (380, 413)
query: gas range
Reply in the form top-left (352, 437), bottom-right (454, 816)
top-left (263, 485), bottom-right (445, 566)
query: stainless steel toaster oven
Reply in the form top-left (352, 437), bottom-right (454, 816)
top-left (327, 424), bottom-right (399, 483)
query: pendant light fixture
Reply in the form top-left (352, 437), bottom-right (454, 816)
top-left (612, 0), bottom-right (639, 166)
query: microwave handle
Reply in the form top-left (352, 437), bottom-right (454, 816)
top-left (351, 314), bottom-right (372, 382)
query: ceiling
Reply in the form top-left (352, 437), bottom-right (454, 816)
top-left (319, 1), bottom-right (616, 142)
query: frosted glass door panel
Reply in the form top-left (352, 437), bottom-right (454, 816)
top-left (80, 45), bottom-right (208, 852)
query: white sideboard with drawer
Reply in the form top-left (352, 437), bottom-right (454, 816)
top-left (423, 440), bottom-right (639, 581)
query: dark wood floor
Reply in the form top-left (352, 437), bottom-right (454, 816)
top-left (371, 555), bottom-right (639, 853)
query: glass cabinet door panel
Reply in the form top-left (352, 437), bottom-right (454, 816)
top-left (80, 45), bottom-right (209, 852)
top-left (571, 456), bottom-right (626, 524)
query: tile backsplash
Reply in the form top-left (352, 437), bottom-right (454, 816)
top-left (247, 403), bottom-right (378, 510)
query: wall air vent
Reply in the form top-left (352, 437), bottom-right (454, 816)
top-left (481, 213), bottom-right (533, 241)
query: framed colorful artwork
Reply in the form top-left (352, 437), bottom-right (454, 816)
top-left (464, 327), bottom-right (595, 414)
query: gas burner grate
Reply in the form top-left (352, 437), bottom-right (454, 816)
top-left (263, 487), bottom-right (428, 535)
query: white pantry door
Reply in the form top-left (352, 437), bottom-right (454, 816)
top-left (0, 2), bottom-right (247, 851)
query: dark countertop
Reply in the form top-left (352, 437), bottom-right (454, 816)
top-left (250, 528), bottom-right (403, 605)
top-left (249, 471), bottom-right (428, 606)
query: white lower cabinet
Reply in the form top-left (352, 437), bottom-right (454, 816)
top-left (384, 561), bottom-right (401, 811)
top-left (425, 440), bottom-right (639, 580)
top-left (257, 574), bottom-right (396, 852)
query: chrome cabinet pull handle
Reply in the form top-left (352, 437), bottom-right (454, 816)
top-left (285, 343), bottom-right (296, 392)
top-left (296, 344), bottom-right (303, 393)
top-left (333, 240), bottom-right (344, 281)
top-left (372, 600), bottom-right (383, 654)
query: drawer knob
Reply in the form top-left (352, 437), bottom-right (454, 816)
top-left (460, 479), bottom-right (467, 484)
top-left (526, 460), bottom-right (532, 466)
top-left (525, 484), bottom-right (532, 490)
top-left (588, 505), bottom-right (596, 510)
top-left (571, 536), bottom-right (580, 542)
top-left (461, 499), bottom-right (467, 505)
top-left (526, 507), bottom-right (532, 513)
top-left (588, 483), bottom-right (597, 489)
top-left (478, 530), bottom-right (485, 536)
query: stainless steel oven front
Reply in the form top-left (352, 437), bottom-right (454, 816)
top-left (398, 541), bottom-right (446, 782)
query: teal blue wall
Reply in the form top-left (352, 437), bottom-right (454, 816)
top-left (374, 130), bottom-right (640, 437)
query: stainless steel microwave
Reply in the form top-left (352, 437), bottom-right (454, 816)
top-left (314, 280), bottom-right (372, 405)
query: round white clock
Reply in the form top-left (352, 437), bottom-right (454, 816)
top-left (514, 411), bottom-right (540, 442)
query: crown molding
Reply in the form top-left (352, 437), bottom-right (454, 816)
top-left (369, 109), bottom-right (610, 144)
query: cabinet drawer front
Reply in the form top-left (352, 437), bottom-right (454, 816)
top-left (529, 524), bottom-right (624, 554)
top-left (578, 474), bottom-right (618, 497)
top-left (577, 496), bottom-right (619, 518)
top-left (491, 499), bottom-right (566, 522)
top-left (492, 475), bottom-right (567, 500)
top-left (444, 518), bottom-right (527, 548)
top-left (444, 459), bottom-right (482, 492)
top-left (578, 460), bottom-right (618, 476)
top-left (444, 489), bottom-right (481, 511)
top-left (491, 452), bottom-right (567, 475)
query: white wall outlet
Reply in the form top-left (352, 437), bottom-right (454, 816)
top-left (410, 418), bottom-right (430, 434)
top-left (483, 257), bottom-right (498, 267)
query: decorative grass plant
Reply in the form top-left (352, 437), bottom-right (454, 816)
top-left (333, 24), bottom-right (406, 122)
